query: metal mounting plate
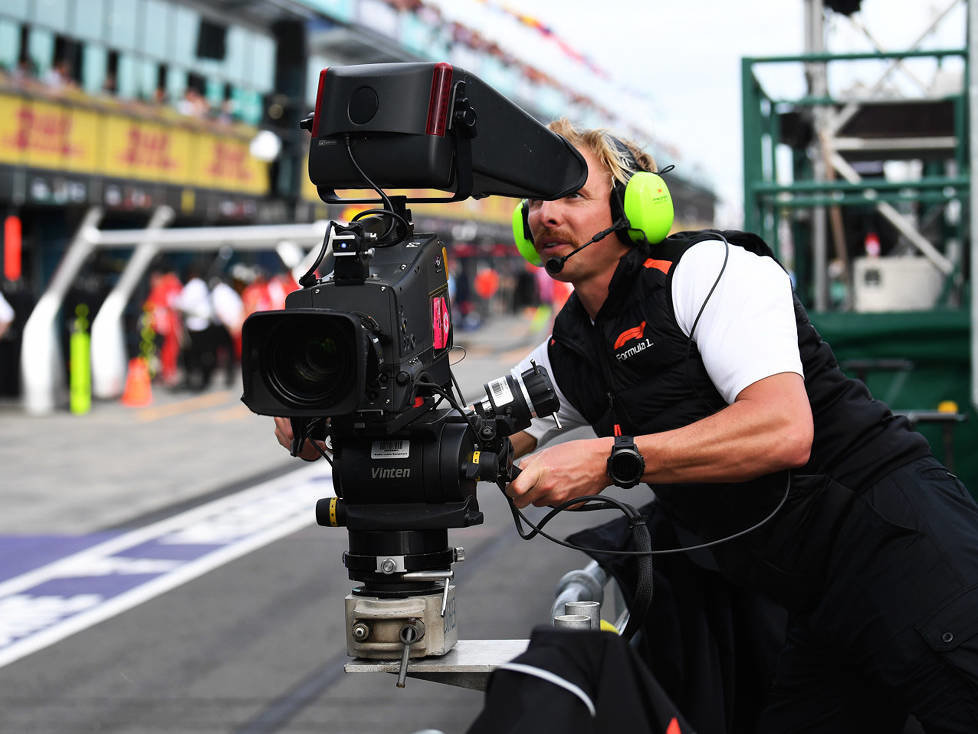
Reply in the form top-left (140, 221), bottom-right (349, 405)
top-left (344, 639), bottom-right (530, 690)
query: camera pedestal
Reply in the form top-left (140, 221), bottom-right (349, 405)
top-left (345, 585), bottom-right (457, 660)
top-left (344, 583), bottom-right (530, 690)
top-left (344, 639), bottom-right (530, 690)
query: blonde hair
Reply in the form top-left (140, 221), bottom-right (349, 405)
top-left (548, 118), bottom-right (657, 187)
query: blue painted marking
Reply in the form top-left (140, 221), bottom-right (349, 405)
top-left (0, 533), bottom-right (119, 583)
top-left (0, 464), bottom-right (333, 668)
top-left (28, 575), bottom-right (157, 598)
top-left (116, 540), bottom-right (219, 561)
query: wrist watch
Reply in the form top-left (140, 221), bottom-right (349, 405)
top-left (606, 435), bottom-right (646, 488)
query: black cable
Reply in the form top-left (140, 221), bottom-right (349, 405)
top-left (686, 231), bottom-right (730, 343)
top-left (312, 439), bottom-right (335, 469)
top-left (683, 231), bottom-right (732, 413)
top-left (298, 220), bottom-right (335, 288)
top-left (343, 136), bottom-right (409, 244)
top-left (497, 487), bottom-right (644, 556)
top-left (350, 209), bottom-right (410, 248)
top-left (298, 134), bottom-right (414, 288)
top-left (511, 492), bottom-right (642, 538)
top-left (448, 344), bottom-right (468, 367)
top-left (293, 417), bottom-right (335, 469)
top-left (498, 471), bottom-right (791, 557)
top-left (415, 379), bottom-right (483, 438)
top-left (345, 134), bottom-right (393, 212)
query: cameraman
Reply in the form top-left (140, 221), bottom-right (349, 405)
top-left (503, 119), bottom-right (978, 732)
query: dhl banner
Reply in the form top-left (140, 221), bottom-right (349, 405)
top-left (0, 95), bottom-right (98, 173)
top-left (101, 115), bottom-right (191, 183)
top-left (196, 133), bottom-right (267, 194)
top-left (0, 92), bottom-right (267, 195)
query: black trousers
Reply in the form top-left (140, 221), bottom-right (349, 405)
top-left (758, 456), bottom-right (978, 733)
top-left (182, 327), bottom-right (216, 391)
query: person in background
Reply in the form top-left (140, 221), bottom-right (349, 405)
top-left (266, 270), bottom-right (299, 310)
top-left (43, 59), bottom-right (77, 92)
top-left (473, 264), bottom-right (500, 324)
top-left (173, 264), bottom-right (216, 391)
top-left (144, 265), bottom-right (183, 387)
top-left (177, 87), bottom-right (208, 118)
top-left (241, 267), bottom-right (274, 318)
top-left (209, 275), bottom-right (244, 388)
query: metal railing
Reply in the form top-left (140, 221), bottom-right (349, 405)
top-left (20, 206), bottom-right (330, 414)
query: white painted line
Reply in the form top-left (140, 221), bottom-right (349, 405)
top-left (0, 463), bottom-right (332, 669)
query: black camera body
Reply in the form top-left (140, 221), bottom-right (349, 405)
top-left (241, 230), bottom-right (452, 432)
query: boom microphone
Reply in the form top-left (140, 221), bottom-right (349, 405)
top-left (545, 222), bottom-right (622, 275)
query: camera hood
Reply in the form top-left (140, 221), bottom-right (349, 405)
top-left (306, 62), bottom-right (587, 202)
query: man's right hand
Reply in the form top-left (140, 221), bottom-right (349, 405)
top-left (273, 416), bottom-right (327, 461)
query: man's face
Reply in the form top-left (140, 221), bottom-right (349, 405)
top-left (525, 146), bottom-right (629, 282)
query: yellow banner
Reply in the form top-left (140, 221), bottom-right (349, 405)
top-left (0, 91), bottom-right (268, 195)
top-left (102, 116), bottom-right (189, 183)
top-left (195, 133), bottom-right (266, 194)
top-left (0, 95), bottom-right (98, 172)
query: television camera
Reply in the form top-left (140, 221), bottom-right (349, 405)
top-left (240, 62), bottom-right (588, 676)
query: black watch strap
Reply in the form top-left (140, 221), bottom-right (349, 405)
top-left (614, 435), bottom-right (635, 450)
top-left (607, 435), bottom-right (645, 488)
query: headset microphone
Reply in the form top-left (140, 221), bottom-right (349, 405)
top-left (545, 222), bottom-right (622, 275)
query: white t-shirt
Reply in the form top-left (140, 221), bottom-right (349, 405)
top-left (513, 240), bottom-right (803, 444)
top-left (175, 277), bottom-right (215, 332)
top-left (210, 281), bottom-right (244, 332)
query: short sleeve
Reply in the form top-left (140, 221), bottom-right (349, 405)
top-left (671, 240), bottom-right (803, 404)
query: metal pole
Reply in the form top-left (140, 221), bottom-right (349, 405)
top-left (90, 206), bottom-right (174, 399)
top-left (89, 221), bottom-right (329, 248)
top-left (551, 561), bottom-right (607, 623)
top-left (970, 0), bottom-right (977, 410)
top-left (22, 214), bottom-right (329, 413)
top-left (829, 153), bottom-right (954, 274)
top-left (21, 207), bottom-right (104, 415)
top-left (87, 218), bottom-right (328, 399)
top-left (805, 0), bottom-right (829, 310)
top-left (826, 0), bottom-right (962, 137)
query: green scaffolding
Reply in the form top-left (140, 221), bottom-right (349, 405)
top-left (741, 47), bottom-right (975, 494)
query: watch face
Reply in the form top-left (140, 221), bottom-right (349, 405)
top-left (610, 451), bottom-right (641, 481)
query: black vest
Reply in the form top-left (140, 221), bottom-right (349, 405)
top-left (548, 230), bottom-right (931, 609)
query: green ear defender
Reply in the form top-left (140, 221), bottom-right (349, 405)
top-left (512, 201), bottom-right (542, 266)
top-left (621, 172), bottom-right (674, 245)
top-left (512, 132), bottom-right (675, 266)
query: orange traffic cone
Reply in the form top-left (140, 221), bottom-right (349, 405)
top-left (121, 357), bottom-right (153, 407)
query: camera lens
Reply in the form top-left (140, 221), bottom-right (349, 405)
top-left (265, 315), bottom-right (357, 408)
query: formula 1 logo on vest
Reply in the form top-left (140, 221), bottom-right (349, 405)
top-left (613, 321), bottom-right (654, 361)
